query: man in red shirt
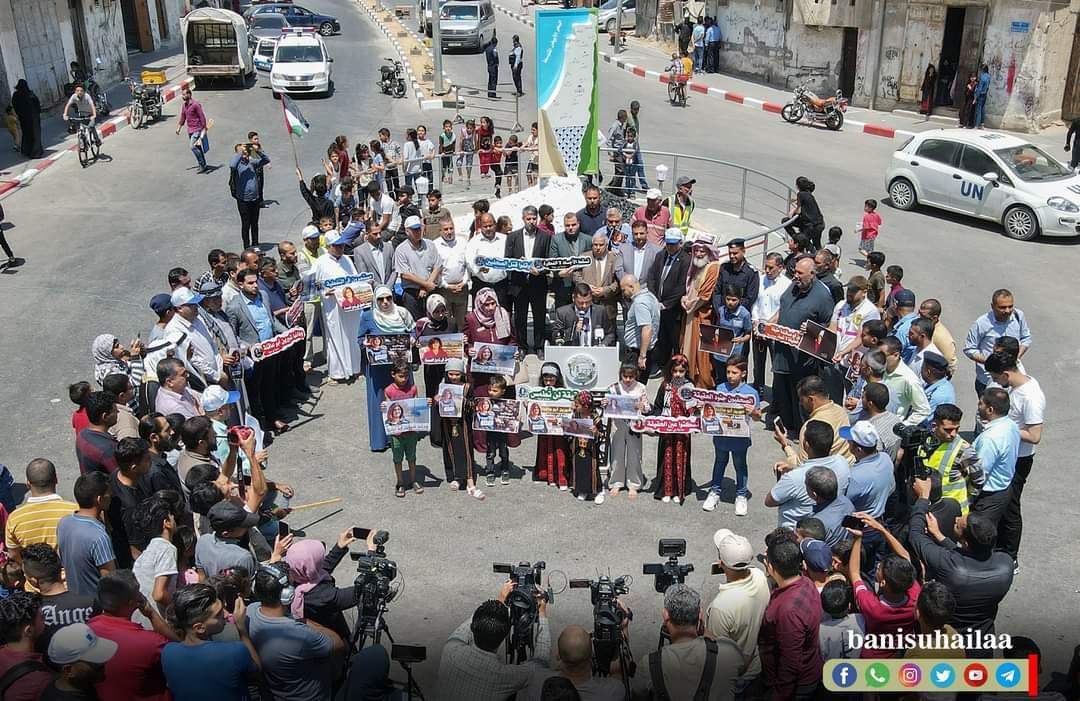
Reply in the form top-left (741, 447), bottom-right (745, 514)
top-left (758, 536), bottom-right (823, 700)
top-left (0, 592), bottom-right (54, 701)
top-left (847, 518), bottom-right (920, 658)
top-left (633, 189), bottom-right (673, 247)
top-left (87, 570), bottom-right (176, 700)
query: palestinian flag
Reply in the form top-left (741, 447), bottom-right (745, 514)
top-left (282, 95), bottom-right (309, 138)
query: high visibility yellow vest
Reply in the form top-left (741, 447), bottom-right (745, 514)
top-left (668, 195), bottom-right (694, 233)
top-left (922, 438), bottom-right (971, 515)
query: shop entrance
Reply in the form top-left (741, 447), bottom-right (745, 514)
top-left (939, 5), bottom-right (986, 106)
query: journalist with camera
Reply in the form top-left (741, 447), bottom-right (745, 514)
top-left (437, 577), bottom-right (551, 700)
top-left (522, 625), bottom-right (626, 701)
top-left (564, 574), bottom-right (634, 699)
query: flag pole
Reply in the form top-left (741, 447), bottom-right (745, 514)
top-left (282, 96), bottom-right (301, 170)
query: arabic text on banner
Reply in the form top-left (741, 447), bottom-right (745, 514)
top-left (630, 416), bottom-right (701, 434)
top-left (250, 328), bottom-right (306, 362)
top-left (516, 385), bottom-right (581, 402)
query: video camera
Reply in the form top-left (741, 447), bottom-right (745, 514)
top-left (892, 423), bottom-right (939, 480)
top-left (642, 538), bottom-right (694, 593)
top-left (494, 561), bottom-right (552, 664)
top-left (569, 574), bottom-right (634, 689)
top-left (349, 529), bottom-right (399, 647)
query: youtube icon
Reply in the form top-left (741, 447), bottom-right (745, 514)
top-left (964, 663), bottom-right (989, 688)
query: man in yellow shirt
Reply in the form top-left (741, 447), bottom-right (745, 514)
top-left (774, 375), bottom-right (854, 467)
top-left (5, 459), bottom-right (78, 565)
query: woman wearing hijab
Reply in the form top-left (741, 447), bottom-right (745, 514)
top-left (920, 64), bottom-right (937, 116)
top-left (414, 293), bottom-right (458, 449)
top-left (315, 232), bottom-right (364, 383)
top-left (358, 286), bottom-right (416, 451)
top-left (463, 287), bottom-right (519, 453)
top-left (284, 533), bottom-right (362, 645)
top-left (92, 334), bottom-right (145, 412)
top-left (11, 80), bottom-right (43, 159)
top-left (679, 241), bottom-right (720, 388)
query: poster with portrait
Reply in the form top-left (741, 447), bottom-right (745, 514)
top-left (420, 333), bottom-right (465, 365)
top-left (798, 321), bottom-right (838, 363)
top-left (523, 399), bottom-right (573, 434)
top-left (560, 416), bottom-right (596, 439)
top-left (471, 342), bottom-right (517, 376)
top-left (471, 398), bottom-right (522, 433)
top-left (844, 348), bottom-right (865, 384)
top-left (435, 383), bottom-right (464, 419)
top-left (363, 334), bottom-right (411, 366)
top-left (382, 398), bottom-right (430, 436)
top-left (698, 324), bottom-right (735, 358)
top-left (604, 394), bottom-right (646, 420)
top-left (334, 282), bottom-right (373, 312)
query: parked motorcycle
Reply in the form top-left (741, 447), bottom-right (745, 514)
top-left (377, 58), bottom-right (407, 98)
top-left (781, 85), bottom-right (847, 131)
top-left (126, 77), bottom-right (163, 129)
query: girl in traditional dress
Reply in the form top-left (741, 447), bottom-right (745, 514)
top-left (534, 363), bottom-right (570, 490)
top-left (414, 294), bottom-right (458, 448)
top-left (438, 358), bottom-right (484, 500)
top-left (651, 355), bottom-right (694, 504)
top-left (569, 391), bottom-right (603, 504)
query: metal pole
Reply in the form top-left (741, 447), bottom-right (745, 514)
top-left (432, 0), bottom-right (446, 94)
top-left (739, 169), bottom-right (747, 219)
top-left (512, 92), bottom-right (522, 133)
top-left (615, 0), bottom-right (623, 52)
top-left (867, 0), bottom-right (886, 111)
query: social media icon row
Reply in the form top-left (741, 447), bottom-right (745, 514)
top-left (825, 660), bottom-right (1025, 691)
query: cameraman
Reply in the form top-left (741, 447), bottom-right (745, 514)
top-left (437, 581), bottom-right (551, 700)
top-left (637, 584), bottom-right (744, 701)
top-left (919, 403), bottom-right (985, 516)
top-left (283, 530), bottom-right (377, 644)
top-left (523, 626), bottom-right (624, 701)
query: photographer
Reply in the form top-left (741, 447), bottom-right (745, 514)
top-left (918, 404), bottom-right (985, 516)
top-left (283, 530), bottom-right (375, 644)
top-left (437, 581), bottom-right (551, 700)
top-left (524, 626), bottom-right (624, 701)
top-left (638, 583), bottom-right (744, 701)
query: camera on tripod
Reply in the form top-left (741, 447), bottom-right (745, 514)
top-left (352, 529), bottom-right (398, 600)
top-left (642, 539), bottom-right (694, 593)
top-left (493, 561), bottom-right (553, 664)
top-left (569, 574), bottom-right (634, 689)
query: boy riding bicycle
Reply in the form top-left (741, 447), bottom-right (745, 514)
top-left (62, 85), bottom-right (100, 145)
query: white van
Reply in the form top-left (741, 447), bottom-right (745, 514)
top-left (437, 0), bottom-right (496, 52)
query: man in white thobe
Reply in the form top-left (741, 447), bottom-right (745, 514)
top-left (314, 233), bottom-right (364, 382)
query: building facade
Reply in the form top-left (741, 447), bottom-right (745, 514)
top-left (0, 0), bottom-right (185, 109)
top-left (642, 0), bottom-right (1079, 131)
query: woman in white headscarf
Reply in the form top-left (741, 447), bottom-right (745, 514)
top-left (91, 333), bottom-right (144, 411)
top-left (414, 293), bottom-right (458, 451)
top-left (358, 286), bottom-right (416, 451)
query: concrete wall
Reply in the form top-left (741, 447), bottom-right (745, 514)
top-left (80, 0), bottom-right (129, 87)
top-left (713, 0), bottom-right (845, 92)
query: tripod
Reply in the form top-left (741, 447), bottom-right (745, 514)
top-left (348, 597), bottom-right (427, 701)
top-left (594, 635), bottom-right (635, 701)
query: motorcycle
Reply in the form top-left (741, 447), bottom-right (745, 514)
top-left (66, 60), bottom-right (111, 118)
top-left (377, 58), bottom-right (407, 98)
top-left (126, 77), bottom-right (163, 129)
top-left (781, 85), bottom-right (847, 131)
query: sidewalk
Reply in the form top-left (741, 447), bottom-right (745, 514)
top-left (0, 46), bottom-right (188, 179)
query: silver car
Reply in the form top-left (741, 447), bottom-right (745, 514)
top-left (598, 0), bottom-right (635, 33)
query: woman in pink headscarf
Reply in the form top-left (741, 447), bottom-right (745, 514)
top-left (463, 286), bottom-right (521, 452)
top-left (284, 532), bottom-right (364, 644)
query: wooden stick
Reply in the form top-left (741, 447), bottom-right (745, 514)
top-left (287, 497), bottom-right (343, 512)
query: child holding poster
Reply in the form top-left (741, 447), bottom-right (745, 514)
top-left (482, 376), bottom-right (511, 488)
top-left (534, 363), bottom-right (571, 490)
top-left (382, 362), bottom-right (425, 499)
top-left (650, 355), bottom-right (694, 505)
top-left (438, 359), bottom-right (484, 501)
top-left (604, 363), bottom-right (651, 500)
top-left (570, 391), bottom-right (603, 505)
top-left (703, 357), bottom-right (761, 516)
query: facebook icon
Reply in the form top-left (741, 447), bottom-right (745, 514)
top-left (833, 663), bottom-right (858, 688)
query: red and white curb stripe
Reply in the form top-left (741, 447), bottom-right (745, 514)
top-left (355, 0), bottom-right (457, 112)
top-left (0, 77), bottom-right (194, 201)
top-left (491, 2), bottom-right (913, 142)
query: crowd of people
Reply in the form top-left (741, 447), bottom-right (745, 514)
top-left (0, 111), bottom-right (1064, 700)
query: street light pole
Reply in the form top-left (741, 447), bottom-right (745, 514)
top-left (432, 0), bottom-right (446, 94)
top-left (614, 0), bottom-right (623, 52)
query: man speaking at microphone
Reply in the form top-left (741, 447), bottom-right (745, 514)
top-left (551, 283), bottom-right (617, 347)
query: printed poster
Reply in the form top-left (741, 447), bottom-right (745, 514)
top-left (698, 324), bottom-right (735, 358)
top-left (471, 342), bottom-right (517, 375)
top-left (435, 383), bottom-right (464, 418)
top-left (560, 416), bottom-right (596, 439)
top-left (382, 398), bottom-right (430, 436)
top-left (799, 321), bottom-right (838, 363)
top-left (630, 416), bottom-right (701, 434)
top-left (420, 333), bottom-right (465, 365)
top-left (604, 394), bottom-right (645, 420)
top-left (471, 398), bottom-right (522, 434)
top-left (249, 328), bottom-right (306, 362)
top-left (364, 334), bottom-right (411, 366)
top-left (536, 8), bottom-right (600, 177)
top-left (334, 282), bottom-right (373, 312)
top-left (523, 399), bottom-right (573, 434)
top-left (516, 385), bottom-right (581, 402)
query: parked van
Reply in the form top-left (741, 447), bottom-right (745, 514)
top-left (438, 0), bottom-right (496, 53)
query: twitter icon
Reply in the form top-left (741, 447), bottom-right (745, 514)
top-left (931, 663), bottom-right (955, 688)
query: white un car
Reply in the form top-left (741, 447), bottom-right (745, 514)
top-left (270, 29), bottom-right (333, 97)
top-left (885, 129), bottom-right (1080, 241)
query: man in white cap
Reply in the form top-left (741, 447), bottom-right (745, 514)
top-left (394, 214), bottom-right (442, 322)
top-left (706, 528), bottom-right (770, 695)
top-left (297, 225), bottom-right (326, 372)
top-left (645, 228), bottom-right (690, 374)
top-left (202, 384), bottom-right (243, 463)
top-left (633, 188), bottom-right (673, 247)
top-left (45, 622), bottom-right (118, 696)
top-left (164, 286), bottom-right (223, 391)
top-left (314, 231), bottom-right (364, 383)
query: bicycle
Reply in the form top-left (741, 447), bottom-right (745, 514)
top-left (68, 113), bottom-right (100, 167)
top-left (666, 68), bottom-right (688, 106)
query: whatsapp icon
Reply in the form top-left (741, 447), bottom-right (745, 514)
top-left (866, 663), bottom-right (890, 688)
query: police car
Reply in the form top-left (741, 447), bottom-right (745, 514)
top-left (253, 37), bottom-right (277, 72)
top-left (269, 28), bottom-right (333, 97)
top-left (885, 129), bottom-right (1080, 241)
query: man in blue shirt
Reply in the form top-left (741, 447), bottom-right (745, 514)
top-left (920, 352), bottom-right (955, 426)
top-left (229, 144), bottom-right (270, 249)
top-left (704, 18), bottom-right (722, 73)
top-left (970, 387), bottom-right (1019, 532)
top-left (974, 63), bottom-right (991, 128)
top-left (963, 288), bottom-right (1032, 396)
top-left (620, 274), bottom-right (660, 380)
top-left (889, 289), bottom-right (919, 357)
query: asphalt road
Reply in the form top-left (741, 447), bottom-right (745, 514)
top-left (0, 0), bottom-right (1076, 690)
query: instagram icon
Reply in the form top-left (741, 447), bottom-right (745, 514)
top-left (900, 664), bottom-right (923, 688)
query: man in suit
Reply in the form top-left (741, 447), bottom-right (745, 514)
top-left (505, 205), bottom-right (552, 355)
top-left (551, 282), bottom-right (616, 347)
top-left (548, 212), bottom-right (592, 308)
top-left (574, 232), bottom-right (621, 326)
top-left (646, 228), bottom-right (691, 375)
top-left (619, 220), bottom-right (661, 300)
top-left (353, 225), bottom-right (398, 291)
top-left (225, 268), bottom-right (288, 433)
